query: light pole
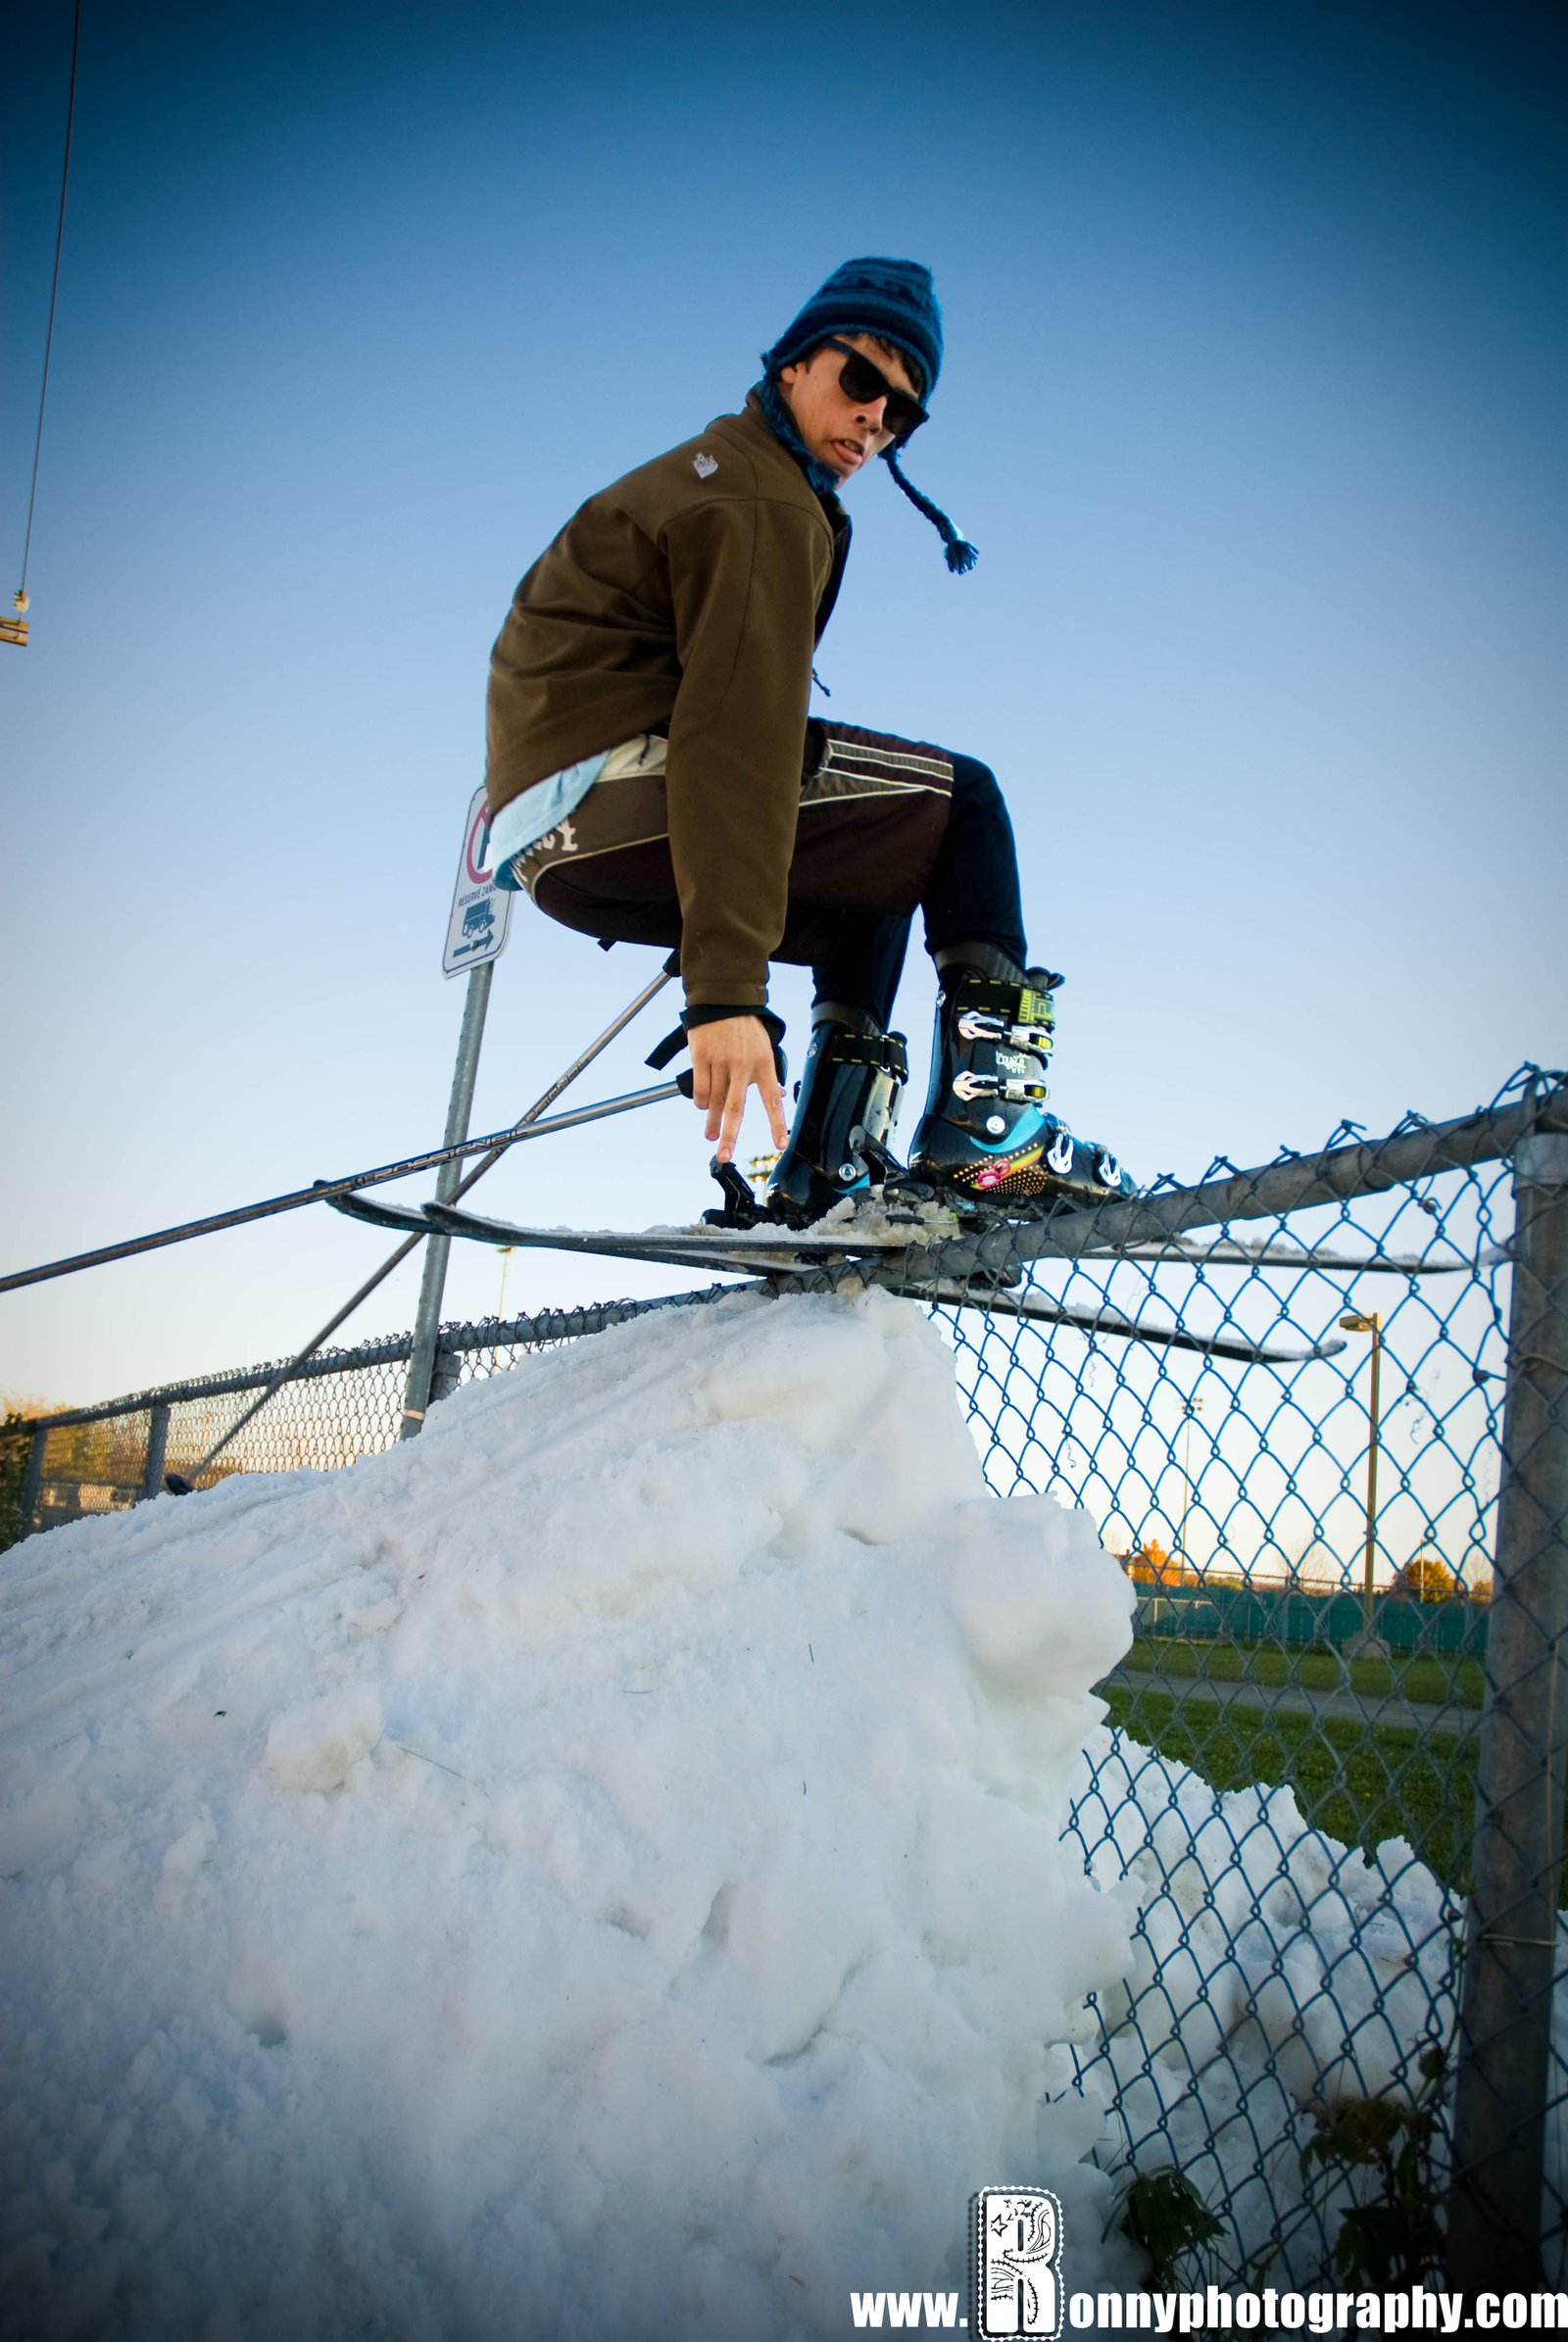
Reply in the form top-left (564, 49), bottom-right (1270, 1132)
top-left (1177, 1396), bottom-right (1204, 1575)
top-left (1339, 1311), bottom-right (1386, 1655)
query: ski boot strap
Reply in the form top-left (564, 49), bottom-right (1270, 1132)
top-left (942, 969), bottom-right (1058, 1033)
top-left (807, 1022), bottom-right (909, 1084)
top-left (934, 940), bottom-right (1063, 989)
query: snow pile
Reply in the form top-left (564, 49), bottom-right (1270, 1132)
top-left (1, 1289), bottom-right (1144, 2340)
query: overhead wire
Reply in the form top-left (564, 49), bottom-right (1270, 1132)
top-left (13, 0), bottom-right (82, 619)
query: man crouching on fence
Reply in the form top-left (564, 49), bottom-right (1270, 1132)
top-left (483, 256), bottom-right (1133, 1225)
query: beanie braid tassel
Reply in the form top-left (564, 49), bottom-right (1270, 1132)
top-left (882, 442), bottom-right (979, 573)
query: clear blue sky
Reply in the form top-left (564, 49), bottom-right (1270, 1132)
top-left (3, 0), bottom-right (1563, 1408)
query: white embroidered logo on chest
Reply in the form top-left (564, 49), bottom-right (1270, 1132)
top-left (692, 452), bottom-right (718, 479)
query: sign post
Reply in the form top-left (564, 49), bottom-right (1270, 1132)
top-left (401, 792), bottom-right (511, 1437)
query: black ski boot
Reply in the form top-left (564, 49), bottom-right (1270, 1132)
top-left (763, 1007), bottom-right (909, 1227)
top-left (906, 949), bottom-right (1136, 1206)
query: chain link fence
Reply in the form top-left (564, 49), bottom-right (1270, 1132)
top-left (0, 1298), bottom-right (697, 1532)
top-left (4, 1069), bottom-right (1564, 2288)
top-left (945, 1068), bottom-right (1567, 2291)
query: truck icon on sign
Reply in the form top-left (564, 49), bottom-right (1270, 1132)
top-left (451, 900), bottom-right (496, 956)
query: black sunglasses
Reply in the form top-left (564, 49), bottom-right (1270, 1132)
top-left (822, 336), bottom-right (929, 439)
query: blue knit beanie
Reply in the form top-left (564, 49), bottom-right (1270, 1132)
top-left (760, 257), bottom-right (977, 574)
top-left (762, 256), bottom-right (944, 398)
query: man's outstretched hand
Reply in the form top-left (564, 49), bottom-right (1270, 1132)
top-left (688, 1016), bottom-right (789, 1164)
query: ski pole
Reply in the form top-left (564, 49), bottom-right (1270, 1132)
top-left (160, 968), bottom-right (675, 1490)
top-left (0, 970), bottom-right (675, 1299)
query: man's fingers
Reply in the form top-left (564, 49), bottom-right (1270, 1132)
top-left (717, 1070), bottom-right (748, 1164)
top-left (688, 1017), bottom-right (789, 1161)
top-left (701, 1060), bottom-right (746, 1152)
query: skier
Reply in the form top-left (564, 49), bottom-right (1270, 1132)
top-left (485, 257), bottom-right (1132, 1224)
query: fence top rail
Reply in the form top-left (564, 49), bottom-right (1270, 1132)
top-left (6, 1290), bottom-right (729, 1436)
top-left (8, 1070), bottom-right (1558, 1438)
top-left (909, 1066), bottom-right (1566, 1284)
top-left (8, 1334), bottom-right (421, 1431)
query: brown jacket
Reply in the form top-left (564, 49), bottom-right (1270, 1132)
top-left (485, 391), bottom-right (849, 1009)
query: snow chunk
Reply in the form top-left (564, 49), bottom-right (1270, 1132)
top-left (264, 1683), bottom-right (383, 1794)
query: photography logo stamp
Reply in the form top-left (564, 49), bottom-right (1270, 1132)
top-left (972, 2187), bottom-right (1064, 2339)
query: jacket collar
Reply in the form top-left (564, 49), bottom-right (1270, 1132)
top-left (713, 391), bottom-right (849, 529)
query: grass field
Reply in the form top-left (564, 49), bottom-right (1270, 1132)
top-left (1097, 1656), bottom-right (1479, 1893)
top-left (1099, 1635), bottom-right (1568, 1909)
top-left (1116, 1635), bottom-right (1485, 1710)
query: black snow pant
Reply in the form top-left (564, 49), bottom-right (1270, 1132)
top-left (506, 719), bottom-right (1028, 1030)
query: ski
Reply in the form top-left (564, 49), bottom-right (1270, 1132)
top-left (899, 1280), bottom-right (1348, 1365)
top-left (327, 1191), bottom-right (451, 1240)
top-left (326, 1193), bottom-right (1355, 1364)
top-left (327, 1184), bottom-right (1499, 1287)
top-left (325, 1188), bottom-right (967, 1279)
top-left (425, 1196), bottom-right (959, 1281)
top-left (1107, 1234), bottom-right (1501, 1276)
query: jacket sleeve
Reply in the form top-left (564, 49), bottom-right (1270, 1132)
top-left (662, 490), bottom-right (827, 1009)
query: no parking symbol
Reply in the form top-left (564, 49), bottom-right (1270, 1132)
top-left (443, 786), bottom-right (514, 976)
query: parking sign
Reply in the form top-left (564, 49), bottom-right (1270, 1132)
top-left (443, 786), bottom-right (514, 977)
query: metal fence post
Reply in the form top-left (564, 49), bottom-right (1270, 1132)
top-left (20, 1423), bottom-right (48, 1537)
top-left (1448, 1130), bottom-right (1568, 2289)
top-left (140, 1404), bottom-right (171, 1502)
top-left (429, 1339), bottom-right (462, 1409)
top-left (400, 960), bottom-right (493, 1439)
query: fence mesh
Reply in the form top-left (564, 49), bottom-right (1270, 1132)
top-left (3, 1300), bottom-right (690, 1529)
top-left (5, 1076), bottom-right (1565, 2286)
top-left (936, 1141), bottom-right (1516, 2283)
